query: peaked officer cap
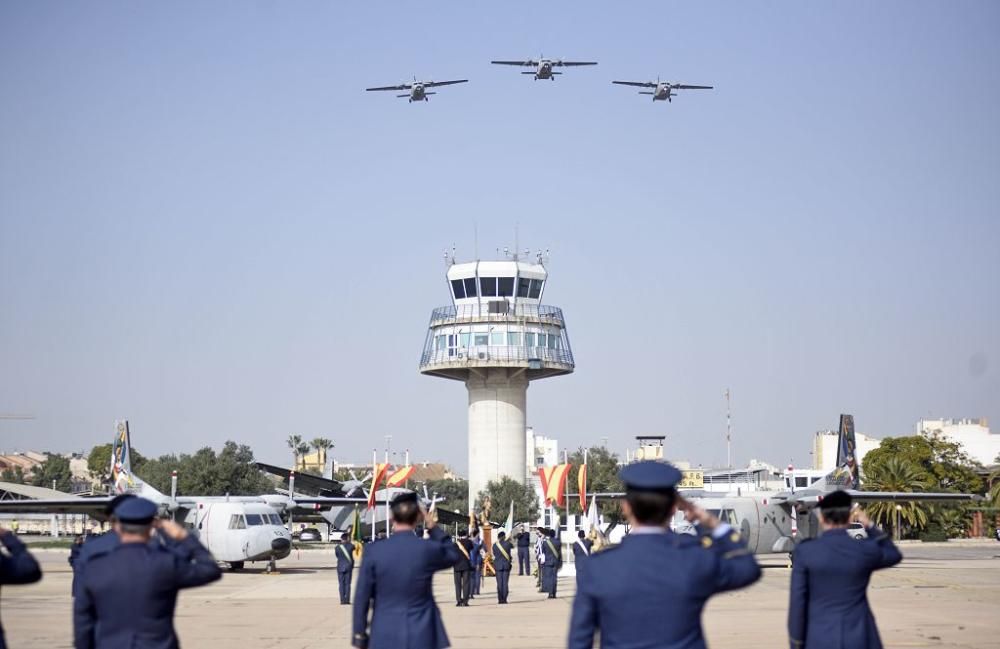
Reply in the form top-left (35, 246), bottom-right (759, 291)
top-left (619, 460), bottom-right (683, 492)
top-left (113, 497), bottom-right (157, 524)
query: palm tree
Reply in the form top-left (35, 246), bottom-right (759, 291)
top-left (296, 443), bottom-right (311, 470)
top-left (863, 457), bottom-right (930, 537)
top-left (311, 438), bottom-right (334, 474)
top-left (286, 434), bottom-right (303, 469)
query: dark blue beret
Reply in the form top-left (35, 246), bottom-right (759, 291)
top-left (113, 497), bottom-right (157, 524)
top-left (619, 461), bottom-right (683, 491)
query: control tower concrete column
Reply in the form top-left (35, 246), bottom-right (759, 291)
top-left (467, 368), bottom-right (528, 503)
top-left (419, 256), bottom-right (575, 505)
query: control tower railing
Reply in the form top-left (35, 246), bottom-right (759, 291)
top-left (419, 344), bottom-right (575, 369)
top-left (428, 304), bottom-right (566, 326)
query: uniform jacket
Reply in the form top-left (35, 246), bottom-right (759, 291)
top-left (337, 541), bottom-right (356, 573)
top-left (1, 533), bottom-right (43, 649)
top-left (452, 538), bottom-right (473, 572)
top-left (469, 538), bottom-right (483, 567)
top-left (787, 527), bottom-right (902, 649)
top-left (492, 540), bottom-right (514, 571)
top-left (352, 527), bottom-right (461, 649)
top-left (515, 531), bottom-right (531, 549)
top-left (541, 536), bottom-right (561, 569)
top-left (572, 538), bottom-right (593, 562)
top-left (73, 535), bottom-right (222, 649)
top-left (568, 527), bottom-right (761, 649)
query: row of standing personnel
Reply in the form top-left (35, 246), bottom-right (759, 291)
top-left (0, 460), bottom-right (903, 649)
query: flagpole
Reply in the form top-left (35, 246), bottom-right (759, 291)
top-left (371, 448), bottom-right (377, 542)
top-left (384, 439), bottom-right (390, 538)
top-left (726, 389), bottom-right (732, 469)
top-left (563, 450), bottom-right (569, 538)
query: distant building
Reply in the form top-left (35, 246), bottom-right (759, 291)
top-left (917, 418), bottom-right (999, 466)
top-left (813, 430), bottom-right (881, 472)
top-left (0, 452), bottom-right (45, 480)
top-left (525, 427), bottom-right (558, 477)
top-left (630, 436), bottom-right (666, 462)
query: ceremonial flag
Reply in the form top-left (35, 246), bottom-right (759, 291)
top-left (502, 500), bottom-right (514, 539)
top-left (386, 465), bottom-right (415, 488)
top-left (578, 451), bottom-right (588, 511)
top-left (538, 466), bottom-right (557, 506)
top-left (367, 462), bottom-right (390, 510)
top-left (545, 464), bottom-right (572, 507)
top-left (351, 506), bottom-right (364, 560)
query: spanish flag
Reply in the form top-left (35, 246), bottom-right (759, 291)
top-left (539, 464), bottom-right (572, 507)
top-left (578, 462), bottom-right (588, 511)
top-left (386, 465), bottom-right (415, 488)
top-left (367, 462), bottom-right (390, 510)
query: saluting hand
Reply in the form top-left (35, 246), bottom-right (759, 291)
top-left (156, 519), bottom-right (189, 541)
top-left (851, 506), bottom-right (872, 528)
top-left (678, 496), bottom-right (719, 531)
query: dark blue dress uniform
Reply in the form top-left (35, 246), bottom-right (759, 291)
top-left (336, 540), bottom-right (356, 605)
top-left (452, 534), bottom-right (473, 605)
top-left (568, 461), bottom-right (762, 649)
top-left (470, 534), bottom-right (482, 596)
top-left (491, 533), bottom-right (514, 604)
top-left (1, 531), bottom-right (42, 649)
top-left (351, 525), bottom-right (462, 649)
top-left (572, 535), bottom-right (593, 562)
top-left (787, 525), bottom-right (902, 648)
top-left (540, 531), bottom-right (561, 598)
top-left (73, 498), bottom-right (222, 649)
top-left (515, 529), bottom-right (531, 575)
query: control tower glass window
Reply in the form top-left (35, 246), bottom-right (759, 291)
top-left (463, 277), bottom-right (478, 297)
top-left (498, 277), bottom-right (515, 297)
top-left (517, 277), bottom-right (531, 298)
top-left (528, 279), bottom-right (543, 299)
top-left (480, 277), bottom-right (497, 297)
top-left (524, 332), bottom-right (536, 347)
top-left (451, 279), bottom-right (466, 299)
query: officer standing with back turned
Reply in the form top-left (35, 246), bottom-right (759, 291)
top-left (336, 529), bottom-right (356, 605)
top-left (492, 530), bottom-right (514, 604)
top-left (352, 492), bottom-right (462, 649)
top-left (73, 497), bottom-right (222, 649)
top-left (1, 525), bottom-right (42, 649)
top-left (787, 490), bottom-right (902, 649)
top-left (568, 461), bottom-right (762, 649)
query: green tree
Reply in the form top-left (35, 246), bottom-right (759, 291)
top-left (0, 466), bottom-right (25, 484)
top-left (296, 443), bottom-right (311, 470)
top-left (30, 454), bottom-right (73, 492)
top-left (862, 456), bottom-right (929, 536)
top-left (87, 443), bottom-right (147, 484)
top-left (137, 442), bottom-right (272, 496)
top-left (310, 437), bottom-right (334, 473)
top-left (425, 478), bottom-right (469, 516)
top-left (286, 434), bottom-right (303, 469)
top-left (475, 476), bottom-right (539, 525)
top-left (567, 446), bottom-right (624, 523)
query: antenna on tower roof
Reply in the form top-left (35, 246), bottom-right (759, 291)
top-left (514, 223), bottom-right (519, 261)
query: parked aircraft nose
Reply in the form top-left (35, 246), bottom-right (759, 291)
top-left (271, 537), bottom-right (291, 552)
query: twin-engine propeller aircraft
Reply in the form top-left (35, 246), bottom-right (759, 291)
top-left (611, 77), bottom-right (713, 102)
top-left (0, 421), bottom-right (382, 571)
top-left (577, 415), bottom-right (979, 558)
top-left (491, 57), bottom-right (597, 80)
top-left (365, 77), bottom-right (468, 102)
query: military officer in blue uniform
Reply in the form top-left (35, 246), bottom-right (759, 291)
top-left (515, 525), bottom-right (531, 575)
top-left (787, 490), bottom-right (902, 649)
top-left (352, 492), bottom-right (462, 649)
top-left (540, 527), bottom-right (562, 599)
top-left (73, 497), bottom-right (222, 649)
top-left (452, 528), bottom-right (473, 606)
top-left (492, 530), bottom-right (514, 604)
top-left (1, 525), bottom-right (43, 649)
top-left (568, 461), bottom-right (762, 649)
top-left (336, 530), bottom-right (356, 605)
top-left (469, 528), bottom-right (483, 598)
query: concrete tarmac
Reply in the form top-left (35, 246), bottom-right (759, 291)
top-left (4, 541), bottom-right (999, 648)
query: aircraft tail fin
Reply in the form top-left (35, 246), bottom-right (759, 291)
top-left (824, 414), bottom-right (860, 490)
top-left (110, 420), bottom-right (166, 500)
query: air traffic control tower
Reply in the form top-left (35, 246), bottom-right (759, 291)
top-left (419, 255), bottom-right (575, 502)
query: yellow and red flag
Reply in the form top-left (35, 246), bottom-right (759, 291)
top-left (386, 465), bottom-right (415, 488)
top-left (538, 466), bottom-right (557, 506)
top-left (367, 462), bottom-right (390, 510)
top-left (541, 464), bottom-right (572, 507)
top-left (578, 462), bottom-right (588, 510)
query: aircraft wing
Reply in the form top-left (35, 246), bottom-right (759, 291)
top-left (612, 81), bottom-right (656, 88)
top-left (674, 84), bottom-right (713, 90)
top-left (255, 462), bottom-right (345, 495)
top-left (784, 490), bottom-right (981, 506)
top-left (0, 496), bottom-right (114, 516)
top-left (365, 84), bottom-right (411, 92)
top-left (491, 60), bottom-right (536, 67)
top-left (556, 61), bottom-right (598, 67)
top-left (423, 79), bottom-right (468, 88)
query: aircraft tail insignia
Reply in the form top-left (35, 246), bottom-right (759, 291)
top-left (828, 414), bottom-right (860, 490)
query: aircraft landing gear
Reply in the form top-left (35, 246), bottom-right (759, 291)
top-left (229, 561), bottom-right (244, 572)
top-left (786, 553), bottom-right (794, 569)
top-left (265, 557), bottom-right (279, 575)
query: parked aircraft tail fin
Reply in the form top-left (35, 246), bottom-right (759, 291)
top-left (824, 414), bottom-right (860, 490)
top-left (110, 420), bottom-right (165, 500)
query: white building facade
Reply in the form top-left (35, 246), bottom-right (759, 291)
top-left (812, 430), bottom-right (882, 472)
top-left (918, 418), bottom-right (999, 466)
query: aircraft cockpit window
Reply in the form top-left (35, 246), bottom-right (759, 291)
top-left (497, 277), bottom-right (514, 297)
top-left (270, 514), bottom-right (283, 525)
top-left (721, 509), bottom-right (739, 526)
top-left (228, 514), bottom-right (246, 530)
top-left (517, 277), bottom-right (531, 298)
top-left (528, 279), bottom-right (543, 299)
top-left (795, 477), bottom-right (809, 488)
top-left (245, 514), bottom-right (265, 526)
top-left (706, 509), bottom-right (722, 519)
top-left (480, 277), bottom-right (498, 296)
top-left (451, 279), bottom-right (466, 299)
top-left (463, 277), bottom-right (478, 297)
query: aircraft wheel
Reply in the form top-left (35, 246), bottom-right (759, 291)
top-left (786, 554), bottom-right (793, 569)
top-left (230, 561), bottom-right (245, 572)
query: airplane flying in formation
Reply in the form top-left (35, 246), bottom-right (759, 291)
top-left (612, 78), bottom-right (713, 102)
top-left (365, 78), bottom-right (468, 102)
top-left (0, 421), bottom-right (463, 571)
top-left (491, 57), bottom-right (598, 80)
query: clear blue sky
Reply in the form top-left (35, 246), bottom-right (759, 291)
top-left (2, 2), bottom-right (998, 473)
